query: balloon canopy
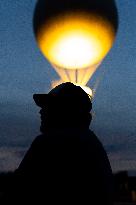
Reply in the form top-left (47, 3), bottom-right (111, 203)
top-left (33, 0), bottom-right (118, 86)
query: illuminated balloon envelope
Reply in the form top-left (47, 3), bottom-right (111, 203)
top-left (33, 0), bottom-right (118, 96)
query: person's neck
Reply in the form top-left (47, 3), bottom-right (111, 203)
top-left (41, 126), bottom-right (89, 134)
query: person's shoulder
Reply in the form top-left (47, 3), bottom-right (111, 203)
top-left (82, 129), bottom-right (100, 142)
top-left (85, 129), bottom-right (106, 152)
top-left (87, 129), bottom-right (100, 141)
top-left (88, 130), bottom-right (97, 138)
top-left (31, 134), bottom-right (47, 147)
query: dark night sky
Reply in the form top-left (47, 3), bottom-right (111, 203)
top-left (0, 0), bottom-right (136, 173)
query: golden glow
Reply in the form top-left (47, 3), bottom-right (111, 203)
top-left (36, 12), bottom-right (115, 87)
top-left (76, 85), bottom-right (93, 98)
top-left (37, 13), bottom-right (115, 70)
top-left (51, 34), bottom-right (95, 68)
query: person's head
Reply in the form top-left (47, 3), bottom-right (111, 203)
top-left (33, 82), bottom-right (92, 132)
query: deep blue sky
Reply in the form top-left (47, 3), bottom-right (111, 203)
top-left (0, 0), bottom-right (136, 173)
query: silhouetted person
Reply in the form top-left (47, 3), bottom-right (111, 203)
top-left (4, 82), bottom-right (113, 204)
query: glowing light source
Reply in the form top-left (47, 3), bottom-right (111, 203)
top-left (36, 13), bottom-right (115, 90)
top-left (38, 13), bottom-right (114, 71)
top-left (34, 0), bottom-right (118, 94)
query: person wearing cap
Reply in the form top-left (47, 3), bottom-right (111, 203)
top-left (5, 82), bottom-right (113, 204)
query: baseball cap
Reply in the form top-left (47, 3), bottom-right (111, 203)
top-left (33, 82), bottom-right (92, 113)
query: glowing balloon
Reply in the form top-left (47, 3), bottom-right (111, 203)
top-left (33, 0), bottom-right (118, 95)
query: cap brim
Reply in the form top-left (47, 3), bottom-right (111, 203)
top-left (33, 94), bottom-right (49, 107)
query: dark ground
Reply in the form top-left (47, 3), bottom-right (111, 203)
top-left (0, 170), bottom-right (136, 204)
